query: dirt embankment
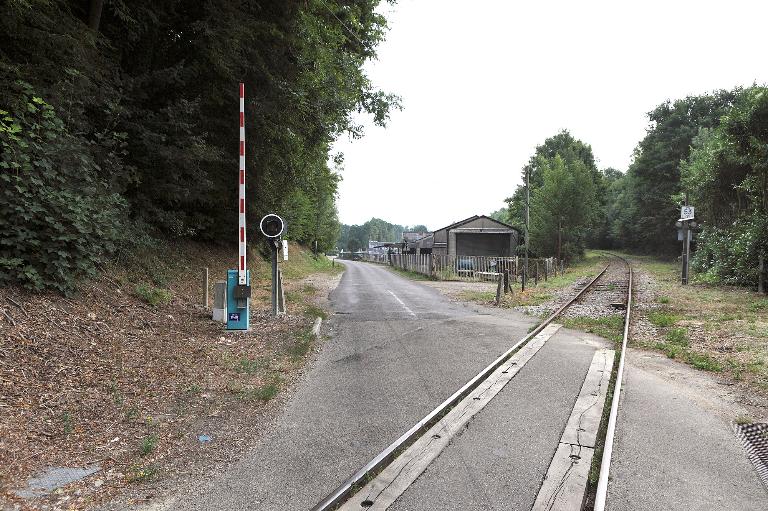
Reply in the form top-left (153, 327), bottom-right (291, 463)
top-left (0, 242), bottom-right (340, 510)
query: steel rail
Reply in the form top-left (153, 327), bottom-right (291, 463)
top-left (310, 264), bottom-right (611, 511)
top-left (594, 255), bottom-right (633, 511)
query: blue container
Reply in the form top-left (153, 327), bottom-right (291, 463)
top-left (226, 269), bottom-right (250, 330)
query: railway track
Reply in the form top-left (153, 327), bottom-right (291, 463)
top-left (312, 254), bottom-right (633, 511)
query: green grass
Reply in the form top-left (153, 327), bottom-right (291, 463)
top-left (287, 328), bottom-right (314, 359)
top-left (648, 311), bottom-right (679, 327)
top-left (653, 342), bottom-right (723, 372)
top-left (459, 290), bottom-right (496, 302)
top-left (687, 352), bottom-right (723, 372)
top-left (62, 411), bottom-right (74, 435)
top-left (561, 315), bottom-right (625, 344)
top-left (303, 303), bottom-right (327, 320)
top-left (239, 377), bottom-right (283, 402)
top-left (657, 296), bottom-right (670, 304)
top-left (665, 327), bottom-right (689, 346)
top-left (735, 414), bottom-right (754, 425)
top-left (237, 357), bottom-right (269, 375)
top-left (388, 265), bottom-right (435, 281)
top-left (140, 434), bottom-right (158, 456)
top-left (134, 284), bottom-right (172, 306)
top-left (278, 249), bottom-right (342, 280)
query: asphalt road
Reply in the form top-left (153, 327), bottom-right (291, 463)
top-left (606, 349), bottom-right (768, 511)
top-left (165, 260), bottom-right (540, 510)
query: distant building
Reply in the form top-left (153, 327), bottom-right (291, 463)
top-left (368, 240), bottom-right (389, 255)
top-left (404, 215), bottom-right (521, 257)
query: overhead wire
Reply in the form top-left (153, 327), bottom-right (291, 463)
top-left (317, 0), bottom-right (366, 47)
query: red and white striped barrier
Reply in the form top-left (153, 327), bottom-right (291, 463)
top-left (238, 83), bottom-right (247, 285)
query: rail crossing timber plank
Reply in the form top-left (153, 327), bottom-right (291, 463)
top-left (338, 323), bottom-right (563, 511)
top-left (532, 348), bottom-right (616, 511)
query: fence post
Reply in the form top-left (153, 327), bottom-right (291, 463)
top-left (521, 267), bottom-right (526, 292)
top-left (759, 254), bottom-right (765, 294)
top-left (504, 270), bottom-right (510, 293)
top-left (534, 261), bottom-right (539, 286)
top-left (202, 267), bottom-right (209, 309)
top-left (561, 259), bottom-right (565, 274)
top-left (544, 259), bottom-right (548, 282)
top-left (496, 274), bottom-right (503, 305)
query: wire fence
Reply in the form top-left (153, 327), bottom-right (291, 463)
top-left (357, 253), bottom-right (563, 282)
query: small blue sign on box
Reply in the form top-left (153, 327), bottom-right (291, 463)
top-left (228, 313), bottom-right (240, 322)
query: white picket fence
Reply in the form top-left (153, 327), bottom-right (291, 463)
top-left (360, 253), bottom-right (561, 282)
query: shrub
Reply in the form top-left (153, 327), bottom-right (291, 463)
top-left (0, 84), bottom-right (125, 294)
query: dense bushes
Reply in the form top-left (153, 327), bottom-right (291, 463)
top-left (692, 216), bottom-right (767, 286)
top-left (0, 84), bottom-right (124, 293)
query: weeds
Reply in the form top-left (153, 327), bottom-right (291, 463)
top-left (657, 296), bottom-right (670, 304)
top-left (288, 328), bottom-right (314, 359)
top-left (140, 434), bottom-right (158, 456)
top-left (125, 406), bottom-right (139, 421)
top-left (127, 465), bottom-right (157, 483)
top-left (304, 303), bottom-right (327, 320)
top-left (185, 384), bottom-right (201, 394)
top-left (239, 378), bottom-right (282, 402)
top-left (648, 311), bottom-right (679, 328)
top-left (665, 327), bottom-right (689, 346)
top-left (237, 357), bottom-right (269, 375)
top-left (135, 284), bottom-right (172, 306)
top-left (561, 315), bottom-right (624, 344)
top-left (62, 411), bottom-right (74, 435)
top-left (687, 352), bottom-right (723, 372)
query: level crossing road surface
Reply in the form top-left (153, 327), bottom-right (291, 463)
top-left (123, 260), bottom-right (768, 511)
top-left (155, 261), bottom-right (522, 508)
top-left (158, 260), bottom-right (602, 510)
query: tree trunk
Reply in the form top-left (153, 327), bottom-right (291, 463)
top-left (88, 0), bottom-right (104, 32)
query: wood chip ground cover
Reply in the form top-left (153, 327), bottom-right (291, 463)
top-left (0, 242), bottom-right (338, 510)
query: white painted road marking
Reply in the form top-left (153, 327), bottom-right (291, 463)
top-left (387, 290), bottom-right (416, 317)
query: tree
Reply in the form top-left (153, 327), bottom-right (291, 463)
top-left (0, 0), bottom-right (399, 290)
top-left (529, 155), bottom-right (597, 260)
top-left (504, 130), bottom-right (599, 230)
top-left (612, 90), bottom-right (738, 253)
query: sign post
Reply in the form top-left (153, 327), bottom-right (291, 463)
top-left (260, 214), bottom-right (286, 316)
top-left (679, 204), bottom-right (695, 285)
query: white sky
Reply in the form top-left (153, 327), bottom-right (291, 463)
top-left (332, 0), bottom-right (767, 230)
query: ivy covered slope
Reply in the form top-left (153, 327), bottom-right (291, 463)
top-left (0, 0), bottom-right (399, 293)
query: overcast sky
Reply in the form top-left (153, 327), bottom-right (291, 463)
top-left (332, 0), bottom-right (767, 230)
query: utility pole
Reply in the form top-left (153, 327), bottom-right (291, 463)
top-left (524, 166), bottom-right (530, 290)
